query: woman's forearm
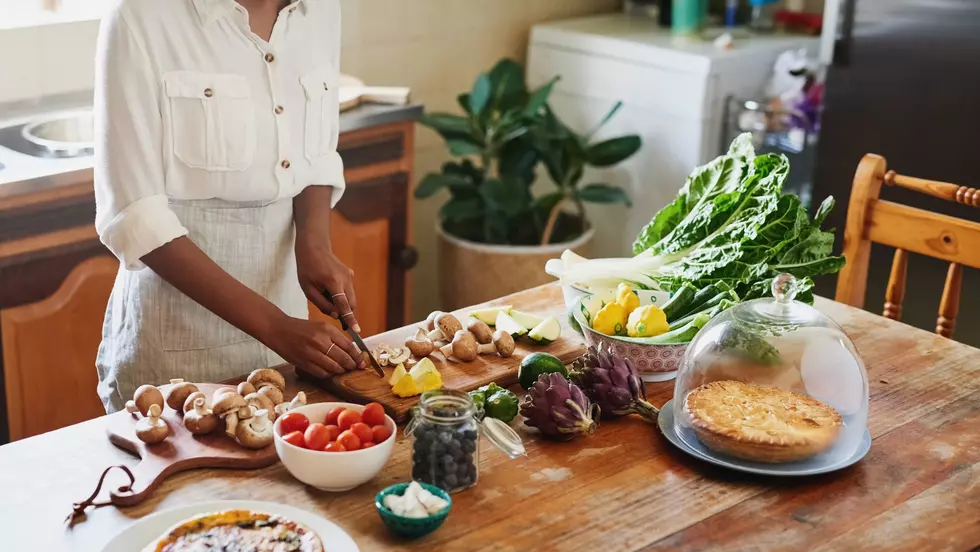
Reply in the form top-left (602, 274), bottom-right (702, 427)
top-left (142, 236), bottom-right (285, 344)
top-left (293, 185), bottom-right (333, 244)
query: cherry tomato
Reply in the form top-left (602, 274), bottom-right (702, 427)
top-left (337, 430), bottom-right (361, 451)
top-left (323, 424), bottom-right (341, 443)
top-left (304, 423), bottom-right (331, 451)
top-left (282, 430), bottom-right (306, 449)
top-left (337, 409), bottom-right (361, 431)
top-left (350, 422), bottom-right (373, 443)
top-left (278, 412), bottom-right (310, 435)
top-left (325, 407), bottom-right (346, 426)
top-left (361, 441), bottom-right (376, 449)
top-left (371, 424), bottom-right (392, 443)
top-left (361, 403), bottom-right (386, 427)
top-left (324, 442), bottom-right (347, 452)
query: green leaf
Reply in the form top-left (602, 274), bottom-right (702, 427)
top-left (415, 173), bottom-right (475, 199)
top-left (457, 93), bottom-right (471, 114)
top-left (524, 76), bottom-right (559, 117)
top-left (632, 195), bottom-right (686, 254)
top-left (577, 184), bottom-right (632, 207)
top-left (488, 59), bottom-right (527, 110)
top-left (813, 195), bottom-right (835, 227)
top-left (446, 139), bottom-right (483, 157)
top-left (587, 101), bottom-right (623, 138)
top-left (587, 135), bottom-right (642, 167)
top-left (480, 177), bottom-right (526, 216)
top-left (469, 74), bottom-right (492, 116)
top-left (440, 198), bottom-right (484, 221)
top-left (498, 138), bottom-right (538, 184)
top-left (535, 191), bottom-right (564, 213)
top-left (419, 113), bottom-right (471, 135)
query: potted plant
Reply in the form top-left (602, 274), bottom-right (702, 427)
top-left (417, 59), bottom-right (641, 308)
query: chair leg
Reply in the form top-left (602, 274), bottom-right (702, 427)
top-left (883, 249), bottom-right (907, 320)
top-left (936, 263), bottom-right (962, 338)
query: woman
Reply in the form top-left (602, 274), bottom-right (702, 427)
top-left (93, 0), bottom-right (363, 412)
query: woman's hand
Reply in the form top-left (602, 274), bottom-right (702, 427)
top-left (265, 315), bottom-right (365, 377)
top-left (295, 237), bottom-right (361, 333)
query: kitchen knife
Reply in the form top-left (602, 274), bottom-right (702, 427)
top-left (340, 317), bottom-right (386, 378)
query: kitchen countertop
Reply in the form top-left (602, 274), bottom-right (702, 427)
top-left (1, 284), bottom-right (978, 551)
top-left (0, 93), bottom-right (423, 201)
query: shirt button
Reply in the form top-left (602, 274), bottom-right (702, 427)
top-left (281, 160), bottom-right (291, 169)
top-left (274, 105), bottom-right (284, 114)
top-left (204, 88), bottom-right (214, 97)
top-left (264, 53), bottom-right (275, 63)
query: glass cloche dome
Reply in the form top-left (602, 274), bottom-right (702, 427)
top-left (672, 274), bottom-right (869, 466)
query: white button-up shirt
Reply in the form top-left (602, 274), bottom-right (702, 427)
top-left (94, 0), bottom-right (345, 270)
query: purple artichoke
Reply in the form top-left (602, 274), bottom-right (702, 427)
top-left (519, 372), bottom-right (599, 441)
top-left (570, 344), bottom-right (660, 424)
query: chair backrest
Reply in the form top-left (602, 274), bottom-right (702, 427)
top-left (835, 154), bottom-right (980, 338)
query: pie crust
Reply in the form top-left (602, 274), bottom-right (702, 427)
top-left (143, 509), bottom-right (324, 552)
top-left (684, 380), bottom-right (843, 463)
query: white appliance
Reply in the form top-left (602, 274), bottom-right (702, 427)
top-left (527, 14), bottom-right (819, 256)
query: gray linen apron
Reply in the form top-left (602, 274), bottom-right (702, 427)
top-left (95, 197), bottom-right (307, 412)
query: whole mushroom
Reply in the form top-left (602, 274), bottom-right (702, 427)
top-left (274, 391), bottom-right (307, 418)
top-left (439, 330), bottom-right (479, 362)
top-left (427, 313), bottom-right (462, 342)
top-left (212, 387), bottom-right (238, 401)
top-left (211, 392), bottom-right (247, 438)
top-left (246, 368), bottom-right (286, 393)
top-left (165, 379), bottom-right (199, 412)
top-left (183, 398), bottom-right (218, 435)
top-left (257, 384), bottom-right (284, 406)
top-left (477, 329), bottom-right (516, 358)
top-left (236, 408), bottom-right (274, 449)
top-left (404, 328), bottom-right (434, 358)
top-left (237, 381), bottom-right (257, 396)
top-left (244, 392), bottom-right (276, 422)
top-left (466, 318), bottom-right (494, 345)
top-left (135, 404), bottom-right (169, 444)
top-left (133, 385), bottom-right (164, 417)
top-left (183, 391), bottom-right (208, 413)
top-left (424, 310), bottom-right (444, 332)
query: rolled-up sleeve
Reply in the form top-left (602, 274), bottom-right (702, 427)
top-left (94, 8), bottom-right (187, 270)
top-left (307, 2), bottom-right (345, 208)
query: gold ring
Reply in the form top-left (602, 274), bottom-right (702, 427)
top-left (341, 311), bottom-right (354, 318)
top-left (331, 292), bottom-right (347, 298)
top-left (327, 343), bottom-right (337, 356)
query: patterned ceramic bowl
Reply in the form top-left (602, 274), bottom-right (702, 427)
top-left (572, 294), bottom-right (685, 382)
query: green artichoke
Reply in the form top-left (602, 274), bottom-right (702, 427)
top-left (570, 344), bottom-right (659, 423)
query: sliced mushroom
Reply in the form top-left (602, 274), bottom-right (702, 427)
top-left (165, 379), bottom-right (199, 413)
top-left (257, 384), bottom-right (284, 406)
top-left (439, 330), bottom-right (479, 362)
top-left (388, 347), bottom-right (410, 365)
top-left (183, 391), bottom-right (208, 413)
top-left (184, 398), bottom-right (218, 435)
top-left (466, 318), bottom-right (493, 345)
top-left (247, 368), bottom-right (285, 392)
top-left (274, 391), bottom-right (307, 417)
top-left (135, 404), bottom-right (169, 444)
top-left (427, 313), bottom-right (462, 342)
top-left (378, 352), bottom-right (390, 367)
top-left (211, 392), bottom-right (247, 438)
top-left (236, 407), bottom-right (274, 449)
top-left (424, 310), bottom-right (444, 332)
top-left (478, 329), bottom-right (516, 358)
top-left (237, 381), bottom-right (257, 396)
top-left (405, 328), bottom-right (434, 358)
top-left (133, 385), bottom-right (164, 417)
top-left (244, 392), bottom-right (276, 421)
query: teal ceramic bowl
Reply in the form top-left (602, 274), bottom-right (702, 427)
top-left (375, 482), bottom-right (452, 539)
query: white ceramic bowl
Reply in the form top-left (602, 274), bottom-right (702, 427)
top-left (273, 402), bottom-right (396, 492)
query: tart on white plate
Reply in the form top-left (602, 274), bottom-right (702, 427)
top-left (142, 509), bottom-right (323, 552)
top-left (684, 380), bottom-right (843, 463)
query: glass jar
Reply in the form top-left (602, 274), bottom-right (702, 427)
top-left (406, 389), bottom-right (525, 493)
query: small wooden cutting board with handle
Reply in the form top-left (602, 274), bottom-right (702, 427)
top-left (104, 383), bottom-right (279, 506)
top-left (317, 285), bottom-right (587, 422)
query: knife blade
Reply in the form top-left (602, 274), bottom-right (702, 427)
top-left (341, 317), bottom-right (386, 378)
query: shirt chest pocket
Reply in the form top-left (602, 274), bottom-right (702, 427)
top-left (163, 71), bottom-right (256, 171)
top-left (300, 67), bottom-right (338, 163)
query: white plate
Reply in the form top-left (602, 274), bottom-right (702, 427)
top-left (101, 500), bottom-right (360, 552)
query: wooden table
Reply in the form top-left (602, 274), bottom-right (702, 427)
top-left (2, 286), bottom-right (979, 551)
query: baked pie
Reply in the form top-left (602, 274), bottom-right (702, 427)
top-left (143, 509), bottom-right (324, 552)
top-left (684, 380), bottom-right (843, 463)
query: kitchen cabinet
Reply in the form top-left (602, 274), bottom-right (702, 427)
top-left (0, 112), bottom-right (419, 443)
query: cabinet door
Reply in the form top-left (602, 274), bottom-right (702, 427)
top-left (1, 256), bottom-right (117, 440)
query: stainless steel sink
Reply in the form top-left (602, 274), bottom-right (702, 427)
top-left (0, 110), bottom-right (94, 159)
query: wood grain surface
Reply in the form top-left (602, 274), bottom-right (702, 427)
top-left (103, 383), bottom-right (278, 507)
top-left (1, 288), bottom-right (978, 552)
top-left (317, 285), bottom-right (587, 421)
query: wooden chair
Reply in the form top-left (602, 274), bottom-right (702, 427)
top-left (835, 154), bottom-right (980, 338)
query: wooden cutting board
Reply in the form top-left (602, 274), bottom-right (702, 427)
top-left (104, 383), bottom-right (279, 506)
top-left (317, 285), bottom-right (587, 422)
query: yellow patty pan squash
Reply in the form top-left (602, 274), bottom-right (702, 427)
top-left (615, 283), bottom-right (640, 315)
top-left (626, 304), bottom-right (670, 337)
top-left (592, 301), bottom-right (629, 336)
